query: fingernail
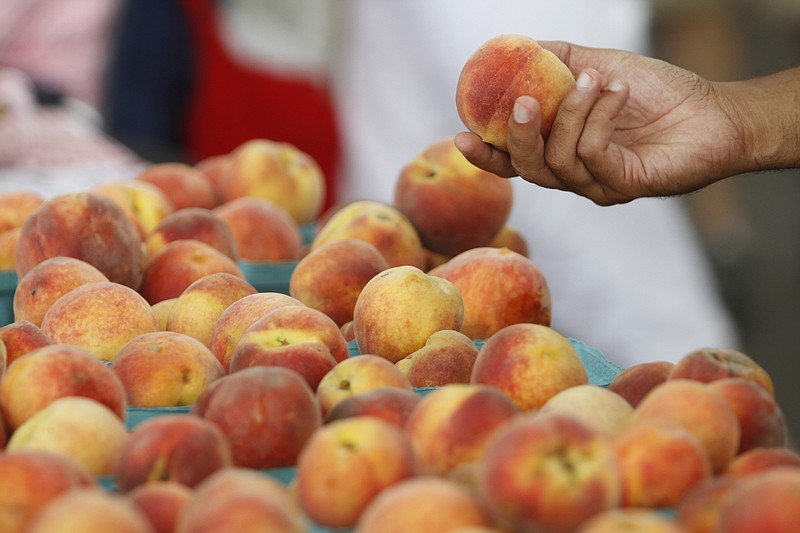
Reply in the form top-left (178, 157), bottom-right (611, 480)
top-left (576, 71), bottom-right (593, 90)
top-left (606, 79), bottom-right (625, 92)
top-left (513, 100), bottom-right (531, 124)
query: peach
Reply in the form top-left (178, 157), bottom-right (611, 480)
top-left (708, 377), bottom-right (787, 453)
top-left (136, 162), bottom-right (217, 210)
top-left (165, 271), bottom-right (256, 346)
top-left (289, 237), bottom-right (389, 327)
top-left (229, 305), bottom-right (349, 389)
top-left (613, 419), bottom-right (712, 508)
top-left (340, 319), bottom-right (355, 342)
top-left (607, 360), bottom-right (674, 408)
top-left (0, 320), bottom-right (51, 367)
top-left (128, 481), bottom-right (193, 533)
top-left (213, 196), bottom-right (303, 262)
top-left (0, 343), bottom-right (127, 431)
top-left (151, 297), bottom-right (178, 330)
top-left (675, 476), bottom-right (741, 533)
top-left (207, 291), bottom-right (304, 371)
top-left (138, 239), bottom-right (245, 305)
top-left (14, 192), bottom-right (144, 289)
top-left (191, 366), bottom-right (322, 469)
top-left (430, 246), bottom-right (551, 339)
top-left (219, 138), bottom-right (326, 225)
top-left (0, 190), bottom-right (45, 233)
top-left (353, 265), bottom-right (464, 363)
top-left (540, 384), bottom-right (634, 437)
top-left (111, 331), bottom-right (226, 407)
top-left (0, 228), bottom-right (20, 270)
top-left (322, 386), bottom-right (421, 429)
top-left (6, 396), bottom-right (129, 476)
top-left (41, 281), bottom-right (158, 362)
top-left (724, 446), bottom-right (800, 478)
top-left (92, 178), bottom-right (174, 240)
top-left (311, 200), bottom-right (426, 269)
top-left (576, 508), bottom-right (687, 533)
top-left (405, 383), bottom-right (519, 476)
top-left (456, 34), bottom-right (576, 150)
top-left (296, 416), bottom-right (416, 529)
top-left (26, 487), bottom-right (154, 533)
top-left (194, 154), bottom-right (228, 205)
top-left (476, 412), bottom-right (621, 533)
top-left (717, 467), bottom-right (800, 533)
top-left (174, 466), bottom-right (306, 533)
top-left (394, 137), bottom-right (513, 257)
top-left (114, 414), bottom-right (233, 492)
top-left (470, 323), bottom-right (588, 411)
top-left (397, 329), bottom-right (479, 388)
top-left (488, 224), bottom-right (529, 257)
top-left (354, 476), bottom-right (492, 533)
top-left (0, 450), bottom-right (95, 533)
top-left (12, 256), bottom-right (109, 327)
top-left (145, 207), bottom-right (239, 260)
top-left (632, 379), bottom-right (740, 473)
top-left (669, 346), bottom-right (775, 398)
top-left (315, 354), bottom-right (414, 416)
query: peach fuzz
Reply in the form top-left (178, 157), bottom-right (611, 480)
top-left (135, 161), bottom-right (217, 211)
top-left (316, 354), bottom-right (414, 416)
top-left (0, 190), bottom-right (45, 233)
top-left (150, 297), bottom-right (178, 330)
top-left (40, 281), bottom-right (158, 362)
top-left (138, 239), bottom-right (245, 305)
top-left (12, 256), bottom-right (109, 327)
top-left (218, 138), bottom-right (326, 225)
top-left (111, 331), bottom-right (226, 408)
top-left (476, 412), bottom-right (621, 533)
top-left (398, 329), bottom-right (479, 388)
top-left (191, 366), bottom-right (321, 469)
top-left (631, 379), bottom-right (740, 473)
top-left (456, 34), bottom-right (576, 150)
top-left (311, 200), bottom-right (426, 269)
top-left (208, 292), bottom-right (304, 371)
top-left (539, 384), bottom-right (634, 438)
top-left (0, 320), bottom-right (51, 367)
top-left (354, 477), bottom-right (492, 533)
top-left (128, 481), bottom-right (193, 533)
top-left (470, 323), bottom-right (587, 411)
top-left (165, 271), bottom-right (256, 346)
top-left (174, 467), bottom-right (306, 533)
top-left (145, 207), bottom-right (239, 260)
top-left (92, 178), bottom-right (174, 240)
top-left (6, 396), bottom-right (129, 476)
top-left (405, 383), bottom-right (519, 476)
top-left (430, 246), bottom-right (551, 339)
top-left (353, 265), bottom-right (464, 363)
top-left (25, 488), bottom-right (154, 533)
top-left (394, 137), bottom-right (513, 257)
top-left (0, 450), bottom-right (95, 533)
top-left (213, 196), bottom-right (303, 262)
top-left (289, 237), bottom-right (389, 327)
top-left (322, 386), bottom-right (421, 429)
top-left (0, 343), bottom-right (126, 431)
top-left (14, 191), bottom-right (144, 289)
top-left (295, 416), bottom-right (416, 529)
top-left (114, 414), bottom-right (233, 493)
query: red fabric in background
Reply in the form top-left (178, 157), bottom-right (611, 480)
top-left (179, 0), bottom-right (341, 211)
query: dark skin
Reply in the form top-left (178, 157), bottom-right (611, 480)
top-left (455, 41), bottom-right (800, 206)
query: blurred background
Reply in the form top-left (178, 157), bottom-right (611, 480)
top-left (1, 0), bottom-right (798, 443)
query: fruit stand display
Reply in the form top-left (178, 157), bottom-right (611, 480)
top-left (1, 35), bottom-right (799, 533)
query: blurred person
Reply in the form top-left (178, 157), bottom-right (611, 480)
top-left (104, 0), bottom-right (740, 367)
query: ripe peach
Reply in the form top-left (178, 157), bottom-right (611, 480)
top-left (540, 384), bottom-right (634, 437)
top-left (394, 137), bottom-right (513, 256)
top-left (14, 192), bottom-right (144, 289)
top-left (194, 154), bottom-right (228, 205)
top-left (92, 178), bottom-right (174, 240)
top-left (397, 329), bottom-right (479, 388)
top-left (724, 446), bottom-right (800, 478)
top-left (128, 481), bottom-right (193, 533)
top-left (456, 34), bottom-right (576, 150)
top-left (26, 487), bottom-right (154, 533)
top-left (607, 360), bottom-right (674, 408)
top-left (576, 508), bottom-right (687, 533)
top-left (717, 467), bottom-right (800, 533)
top-left (136, 162), bottom-right (217, 211)
top-left (675, 476), bottom-right (741, 533)
top-left (0, 190), bottom-right (45, 233)
top-left (322, 386), bottom-right (422, 429)
top-left (145, 207), bottom-right (239, 260)
top-left (0, 320), bottom-right (51, 367)
top-left (488, 224), bottom-right (529, 256)
top-left (430, 246), bottom-right (551, 339)
top-left (12, 256), bottom-right (109, 327)
top-left (0, 228), bottom-right (20, 270)
top-left (669, 347), bottom-right (774, 398)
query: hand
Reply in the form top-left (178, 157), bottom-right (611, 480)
top-left (455, 41), bottom-right (746, 205)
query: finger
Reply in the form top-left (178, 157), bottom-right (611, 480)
top-left (576, 80), bottom-right (630, 183)
top-left (506, 95), bottom-right (566, 191)
top-left (544, 69), bottom-right (604, 184)
top-left (453, 131), bottom-right (516, 177)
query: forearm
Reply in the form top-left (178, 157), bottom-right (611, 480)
top-left (716, 67), bottom-right (800, 174)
